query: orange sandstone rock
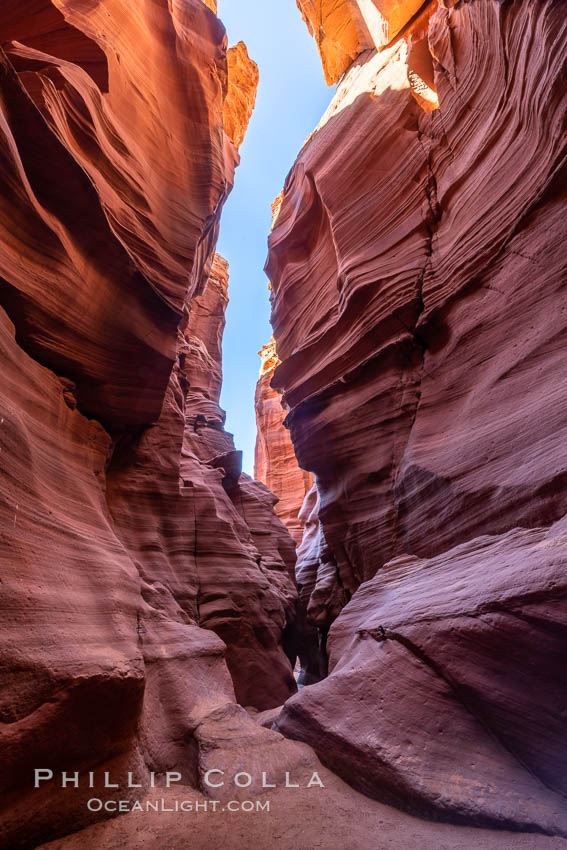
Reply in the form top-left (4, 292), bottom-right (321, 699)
top-left (224, 41), bottom-right (259, 149)
top-left (0, 0), bottom-right (245, 425)
top-left (296, 0), bottom-right (431, 84)
top-left (254, 338), bottom-right (320, 686)
top-left (254, 337), bottom-right (313, 546)
top-left (296, 0), bottom-right (373, 84)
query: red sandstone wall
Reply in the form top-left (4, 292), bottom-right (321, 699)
top-left (254, 337), bottom-right (313, 546)
top-left (268, 0), bottom-right (567, 834)
top-left (0, 4), bottom-right (296, 847)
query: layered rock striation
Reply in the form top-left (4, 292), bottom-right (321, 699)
top-left (0, 0), bottom-right (236, 424)
top-left (254, 337), bottom-right (320, 685)
top-left (106, 254), bottom-right (298, 717)
top-left (0, 3), bottom-right (297, 848)
top-left (267, 0), bottom-right (567, 836)
top-left (254, 337), bottom-right (313, 546)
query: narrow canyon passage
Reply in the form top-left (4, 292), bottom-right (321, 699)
top-left (0, 2), bottom-right (566, 850)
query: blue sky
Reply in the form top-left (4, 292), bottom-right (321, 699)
top-left (216, 0), bottom-right (333, 475)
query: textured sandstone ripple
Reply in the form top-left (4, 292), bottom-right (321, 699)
top-left (0, 4), bottom-right (306, 848)
top-left (266, 0), bottom-right (567, 833)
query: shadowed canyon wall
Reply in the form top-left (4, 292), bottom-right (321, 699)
top-left (2, 0), bottom-right (567, 847)
top-left (265, 0), bottom-right (567, 836)
top-left (0, 3), bottom-right (298, 847)
top-left (254, 337), bottom-right (321, 685)
top-left (254, 337), bottom-right (313, 546)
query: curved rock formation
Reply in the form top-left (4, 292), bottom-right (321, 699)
top-left (268, 0), bottom-right (567, 835)
top-left (254, 337), bottom-right (320, 685)
top-left (254, 337), bottom-right (313, 545)
top-left (224, 41), bottom-right (259, 150)
top-left (106, 254), bottom-right (298, 716)
top-left (2, 0), bottom-right (567, 846)
top-left (278, 521), bottom-right (567, 833)
top-left (0, 4), bottom-right (300, 848)
top-left (297, 0), bottom-right (431, 84)
top-left (296, 0), bottom-right (374, 85)
top-left (0, 0), bottom-right (237, 425)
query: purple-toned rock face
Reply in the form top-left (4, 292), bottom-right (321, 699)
top-left (266, 0), bottom-right (567, 836)
top-left (276, 522), bottom-right (567, 832)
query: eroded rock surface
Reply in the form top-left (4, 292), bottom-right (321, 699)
top-left (254, 337), bottom-right (320, 685)
top-left (0, 4), bottom-right (299, 848)
top-left (0, 0), bottom-right (236, 424)
top-left (277, 522), bottom-right (567, 833)
top-left (106, 255), bottom-right (298, 717)
top-left (254, 337), bottom-right (313, 546)
top-left (224, 41), bottom-right (259, 149)
top-left (267, 0), bottom-right (567, 835)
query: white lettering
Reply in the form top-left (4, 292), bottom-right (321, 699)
top-left (261, 772), bottom-right (276, 788)
top-left (234, 772), bottom-right (252, 788)
top-left (34, 769), bottom-right (53, 788)
top-left (165, 772), bottom-right (181, 788)
top-left (204, 769), bottom-right (225, 788)
top-left (61, 772), bottom-right (79, 788)
top-left (127, 772), bottom-right (142, 788)
top-left (104, 772), bottom-right (119, 789)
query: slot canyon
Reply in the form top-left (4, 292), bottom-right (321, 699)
top-left (0, 1), bottom-right (566, 848)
